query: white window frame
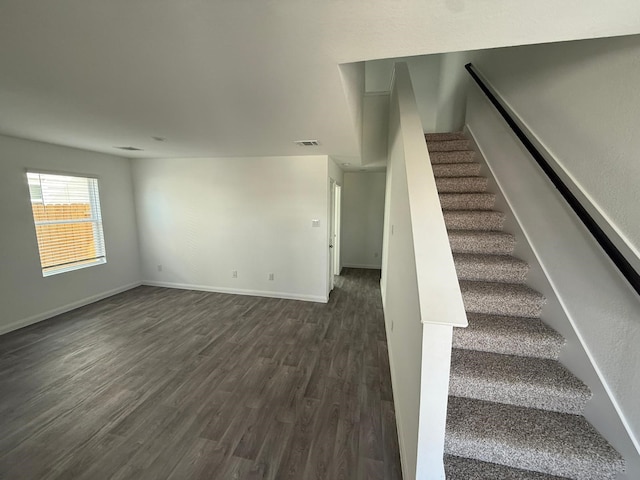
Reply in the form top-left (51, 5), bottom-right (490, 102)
top-left (26, 170), bottom-right (107, 277)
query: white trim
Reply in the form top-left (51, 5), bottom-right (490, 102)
top-left (342, 263), bottom-right (382, 269)
top-left (142, 280), bottom-right (329, 304)
top-left (383, 306), bottom-right (409, 480)
top-left (0, 282), bottom-right (142, 336)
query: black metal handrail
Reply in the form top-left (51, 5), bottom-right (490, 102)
top-left (465, 62), bottom-right (640, 297)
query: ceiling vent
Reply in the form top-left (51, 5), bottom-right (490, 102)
top-left (115, 146), bottom-right (144, 151)
top-left (294, 140), bottom-right (319, 147)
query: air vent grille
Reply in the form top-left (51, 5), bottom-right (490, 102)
top-left (294, 140), bottom-right (319, 147)
top-left (115, 146), bottom-right (144, 151)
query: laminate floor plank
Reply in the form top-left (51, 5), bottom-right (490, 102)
top-left (0, 268), bottom-right (401, 479)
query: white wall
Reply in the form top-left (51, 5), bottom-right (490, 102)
top-left (338, 62), bottom-right (366, 155)
top-left (365, 56), bottom-right (442, 132)
top-left (132, 155), bottom-right (329, 302)
top-left (461, 35), bottom-right (640, 474)
top-left (0, 135), bottom-right (141, 335)
top-left (466, 81), bottom-right (640, 477)
top-left (328, 156), bottom-right (344, 185)
top-left (382, 86), bottom-right (424, 479)
top-left (472, 34), bottom-right (640, 270)
top-left (341, 172), bottom-right (386, 269)
top-left (381, 63), bottom-right (466, 480)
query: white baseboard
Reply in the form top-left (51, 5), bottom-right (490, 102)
top-left (142, 280), bottom-right (329, 304)
top-left (342, 263), bottom-right (382, 270)
top-left (0, 282), bottom-right (142, 336)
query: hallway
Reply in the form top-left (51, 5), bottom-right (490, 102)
top-left (0, 269), bottom-right (402, 479)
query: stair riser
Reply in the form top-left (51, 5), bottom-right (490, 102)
top-left (430, 151), bottom-right (476, 164)
top-left (452, 316), bottom-right (564, 360)
top-left (440, 193), bottom-right (496, 211)
top-left (444, 438), bottom-right (618, 480)
top-left (432, 163), bottom-right (481, 178)
top-left (448, 378), bottom-right (588, 415)
top-left (454, 262), bottom-right (528, 283)
top-left (428, 139), bottom-right (470, 152)
top-left (436, 177), bottom-right (488, 193)
top-left (444, 212), bottom-right (505, 231)
top-left (445, 455), bottom-right (566, 480)
top-left (448, 233), bottom-right (515, 255)
top-left (462, 293), bottom-right (544, 318)
top-left (446, 397), bottom-right (624, 480)
top-left (425, 132), bottom-right (466, 142)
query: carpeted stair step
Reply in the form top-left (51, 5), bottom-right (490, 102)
top-left (445, 396), bottom-right (625, 479)
top-left (460, 281), bottom-right (546, 318)
top-left (453, 253), bottom-right (529, 283)
top-left (449, 349), bottom-right (591, 414)
top-left (440, 193), bottom-right (496, 210)
top-left (430, 150), bottom-right (476, 164)
top-left (428, 139), bottom-right (470, 152)
top-left (444, 210), bottom-right (505, 231)
top-left (444, 455), bottom-right (568, 480)
top-left (436, 176), bottom-right (488, 193)
top-left (425, 132), bottom-right (466, 142)
top-left (432, 162), bottom-right (481, 178)
top-left (453, 313), bottom-right (564, 359)
top-left (448, 230), bottom-right (516, 255)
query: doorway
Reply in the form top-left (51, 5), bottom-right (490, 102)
top-left (329, 179), bottom-right (342, 293)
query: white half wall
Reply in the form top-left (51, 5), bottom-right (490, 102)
top-left (132, 155), bottom-right (330, 302)
top-left (0, 134), bottom-right (141, 335)
top-left (341, 172), bottom-right (386, 269)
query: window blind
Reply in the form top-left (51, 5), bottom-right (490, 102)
top-left (27, 172), bottom-right (107, 276)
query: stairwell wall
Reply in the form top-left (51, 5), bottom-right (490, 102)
top-left (466, 82), bottom-right (640, 477)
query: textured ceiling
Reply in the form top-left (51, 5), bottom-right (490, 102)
top-left (0, 0), bottom-right (639, 160)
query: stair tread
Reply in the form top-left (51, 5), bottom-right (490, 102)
top-left (460, 280), bottom-right (546, 318)
top-left (448, 230), bottom-right (516, 255)
top-left (445, 455), bottom-right (569, 480)
top-left (453, 313), bottom-right (564, 359)
top-left (450, 349), bottom-right (591, 414)
top-left (454, 253), bottom-right (529, 283)
top-left (446, 396), bottom-right (624, 479)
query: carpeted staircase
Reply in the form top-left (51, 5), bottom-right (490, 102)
top-left (425, 132), bottom-right (626, 480)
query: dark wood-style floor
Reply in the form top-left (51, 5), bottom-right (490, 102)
top-left (0, 268), bottom-right (402, 480)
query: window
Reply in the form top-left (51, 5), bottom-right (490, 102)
top-left (27, 172), bottom-right (107, 276)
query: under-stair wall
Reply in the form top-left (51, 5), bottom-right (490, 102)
top-left (381, 62), bottom-right (467, 480)
top-left (465, 77), bottom-right (640, 479)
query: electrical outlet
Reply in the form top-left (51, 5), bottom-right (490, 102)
top-left (157, 264), bottom-right (162, 272)
top-left (232, 270), bottom-right (238, 278)
top-left (268, 273), bottom-right (274, 281)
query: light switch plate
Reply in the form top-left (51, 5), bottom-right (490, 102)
top-left (311, 219), bottom-right (320, 227)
